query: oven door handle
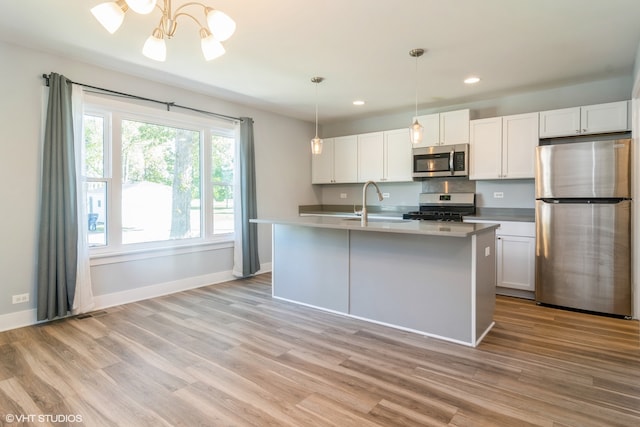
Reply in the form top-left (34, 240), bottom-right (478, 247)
top-left (449, 149), bottom-right (455, 175)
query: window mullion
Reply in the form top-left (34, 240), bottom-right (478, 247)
top-left (109, 112), bottom-right (123, 248)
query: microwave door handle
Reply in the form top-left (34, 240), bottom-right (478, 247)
top-left (449, 150), bottom-right (454, 175)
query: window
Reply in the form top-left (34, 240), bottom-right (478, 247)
top-left (83, 95), bottom-right (236, 255)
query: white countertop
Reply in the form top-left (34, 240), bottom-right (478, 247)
top-left (252, 216), bottom-right (499, 237)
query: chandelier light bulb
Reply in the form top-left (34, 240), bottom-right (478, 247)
top-left (91, 1), bottom-right (127, 34)
top-left (142, 28), bottom-right (167, 61)
top-left (206, 9), bottom-right (236, 41)
top-left (125, 0), bottom-right (157, 14)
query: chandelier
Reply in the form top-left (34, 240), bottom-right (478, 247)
top-left (91, 0), bottom-right (236, 62)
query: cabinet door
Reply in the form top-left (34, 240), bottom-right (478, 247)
top-left (412, 113), bottom-right (440, 147)
top-left (333, 135), bottom-right (358, 183)
top-left (357, 132), bottom-right (384, 182)
top-left (502, 112), bottom-right (538, 179)
top-left (496, 235), bottom-right (535, 291)
top-left (539, 107), bottom-right (580, 138)
top-left (440, 109), bottom-right (470, 145)
top-left (469, 117), bottom-right (502, 180)
top-left (384, 128), bottom-right (412, 182)
top-left (581, 101), bottom-right (629, 134)
top-left (311, 137), bottom-right (334, 183)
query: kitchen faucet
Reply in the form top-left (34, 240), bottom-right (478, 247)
top-left (360, 180), bottom-right (384, 226)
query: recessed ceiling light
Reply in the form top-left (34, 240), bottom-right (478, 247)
top-left (353, 100), bottom-right (365, 106)
top-left (464, 76), bottom-right (480, 84)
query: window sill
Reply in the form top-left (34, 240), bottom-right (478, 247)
top-left (89, 238), bottom-right (234, 266)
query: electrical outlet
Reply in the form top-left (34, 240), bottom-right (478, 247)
top-left (12, 293), bottom-right (29, 304)
top-left (382, 193), bottom-right (390, 198)
top-left (493, 192), bottom-right (504, 199)
top-left (484, 247), bottom-right (491, 257)
top-left (340, 193), bottom-right (347, 199)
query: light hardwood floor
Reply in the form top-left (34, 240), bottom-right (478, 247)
top-left (0, 273), bottom-right (638, 426)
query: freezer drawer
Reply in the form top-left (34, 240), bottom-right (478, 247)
top-left (535, 139), bottom-right (631, 199)
top-left (535, 200), bottom-right (631, 316)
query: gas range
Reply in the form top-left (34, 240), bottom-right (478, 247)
top-left (402, 192), bottom-right (475, 222)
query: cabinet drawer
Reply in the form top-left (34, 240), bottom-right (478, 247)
top-left (497, 221), bottom-right (534, 237)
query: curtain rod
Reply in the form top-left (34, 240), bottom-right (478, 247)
top-left (42, 73), bottom-right (243, 123)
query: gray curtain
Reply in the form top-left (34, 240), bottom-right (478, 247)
top-left (238, 117), bottom-right (260, 276)
top-left (37, 73), bottom-right (78, 321)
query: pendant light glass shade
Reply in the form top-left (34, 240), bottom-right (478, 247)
top-left (125, 0), bottom-right (156, 14)
top-left (410, 119), bottom-right (424, 144)
top-left (206, 9), bottom-right (236, 41)
top-left (409, 48), bottom-right (425, 145)
top-left (310, 77), bottom-right (324, 155)
top-left (91, 1), bottom-right (127, 34)
top-left (200, 29), bottom-right (225, 60)
top-left (143, 28), bottom-right (167, 61)
top-left (311, 137), bottom-right (323, 155)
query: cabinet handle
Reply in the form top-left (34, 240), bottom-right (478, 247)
top-left (582, 129), bottom-right (587, 132)
top-left (575, 129), bottom-right (580, 134)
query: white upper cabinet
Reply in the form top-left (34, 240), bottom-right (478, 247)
top-left (502, 112), bottom-right (539, 179)
top-left (357, 129), bottom-right (412, 182)
top-left (413, 109), bottom-right (470, 148)
top-left (469, 117), bottom-right (502, 180)
top-left (357, 132), bottom-right (384, 182)
top-left (384, 128), bottom-right (413, 182)
top-left (311, 135), bottom-right (358, 184)
top-left (333, 135), bottom-right (359, 183)
top-left (470, 112), bottom-right (538, 180)
top-left (539, 101), bottom-right (629, 138)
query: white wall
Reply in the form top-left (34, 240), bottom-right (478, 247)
top-left (0, 41), bottom-right (319, 325)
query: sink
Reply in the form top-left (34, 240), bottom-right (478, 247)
top-left (342, 218), bottom-right (412, 224)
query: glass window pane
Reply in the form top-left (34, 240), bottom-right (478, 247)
top-left (121, 120), bottom-right (201, 244)
top-left (212, 135), bottom-right (234, 234)
top-left (87, 182), bottom-right (107, 247)
top-left (83, 115), bottom-right (104, 178)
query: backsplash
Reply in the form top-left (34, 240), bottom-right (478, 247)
top-left (318, 178), bottom-right (535, 209)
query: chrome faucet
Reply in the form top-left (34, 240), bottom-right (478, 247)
top-left (361, 180), bottom-right (384, 226)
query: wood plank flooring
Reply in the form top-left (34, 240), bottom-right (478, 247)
top-left (0, 273), bottom-right (638, 426)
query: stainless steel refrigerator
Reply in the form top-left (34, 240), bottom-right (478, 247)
top-left (535, 138), bottom-right (632, 317)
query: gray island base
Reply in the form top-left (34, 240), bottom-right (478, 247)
top-left (252, 216), bottom-right (499, 347)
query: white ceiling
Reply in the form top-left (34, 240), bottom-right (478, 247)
top-left (2, 0), bottom-right (640, 123)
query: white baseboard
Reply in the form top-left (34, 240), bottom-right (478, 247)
top-left (0, 309), bottom-right (40, 333)
top-left (0, 262), bottom-right (273, 333)
top-left (92, 270), bottom-right (236, 310)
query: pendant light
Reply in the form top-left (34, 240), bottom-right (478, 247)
top-left (310, 77), bottom-right (325, 155)
top-left (409, 48), bottom-right (425, 144)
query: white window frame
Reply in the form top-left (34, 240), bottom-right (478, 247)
top-left (83, 94), bottom-right (237, 264)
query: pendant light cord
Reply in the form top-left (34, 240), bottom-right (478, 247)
top-left (414, 55), bottom-right (419, 118)
top-left (315, 82), bottom-right (319, 138)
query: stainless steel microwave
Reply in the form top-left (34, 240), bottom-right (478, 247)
top-left (412, 143), bottom-right (469, 178)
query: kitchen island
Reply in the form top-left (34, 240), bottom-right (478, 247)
top-left (252, 216), bottom-right (499, 347)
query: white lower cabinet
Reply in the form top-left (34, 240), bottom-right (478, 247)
top-left (465, 219), bottom-right (535, 296)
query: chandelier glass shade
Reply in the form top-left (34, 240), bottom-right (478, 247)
top-left (91, 0), bottom-right (236, 62)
